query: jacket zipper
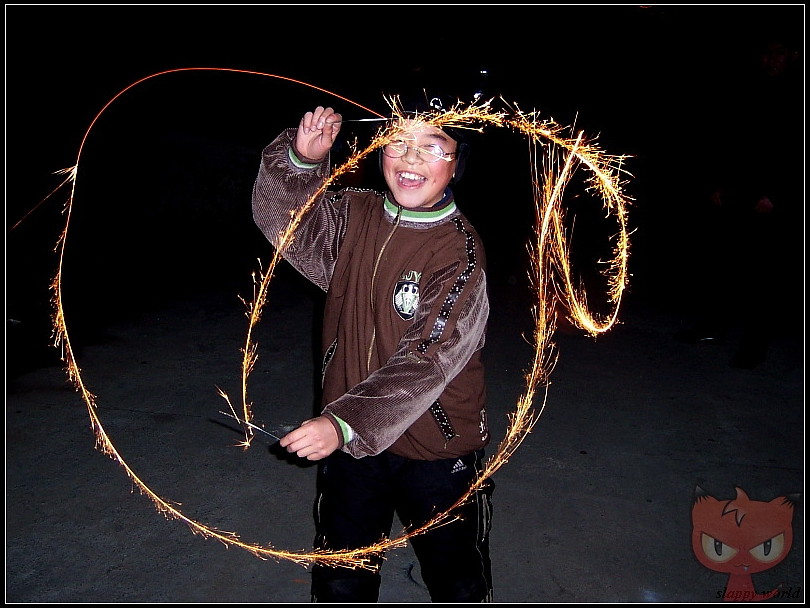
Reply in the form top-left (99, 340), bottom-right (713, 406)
top-left (366, 205), bottom-right (402, 373)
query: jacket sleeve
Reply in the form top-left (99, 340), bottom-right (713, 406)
top-left (251, 127), bottom-right (345, 292)
top-left (323, 262), bottom-right (489, 458)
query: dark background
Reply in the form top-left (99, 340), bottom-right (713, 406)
top-left (6, 4), bottom-right (804, 375)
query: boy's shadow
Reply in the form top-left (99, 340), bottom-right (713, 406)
top-left (267, 439), bottom-right (318, 468)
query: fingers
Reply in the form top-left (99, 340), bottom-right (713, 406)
top-left (300, 106), bottom-right (342, 136)
top-left (278, 416), bottom-right (339, 461)
top-left (280, 430), bottom-right (329, 460)
top-left (294, 106), bottom-right (343, 163)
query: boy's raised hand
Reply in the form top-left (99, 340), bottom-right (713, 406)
top-left (292, 106), bottom-right (342, 163)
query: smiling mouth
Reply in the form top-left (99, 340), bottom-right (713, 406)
top-left (397, 171), bottom-right (426, 186)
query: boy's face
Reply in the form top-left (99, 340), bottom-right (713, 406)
top-left (381, 121), bottom-right (458, 209)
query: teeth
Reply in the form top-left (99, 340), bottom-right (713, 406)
top-left (400, 172), bottom-right (425, 182)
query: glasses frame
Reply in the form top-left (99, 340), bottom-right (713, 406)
top-left (381, 139), bottom-right (457, 164)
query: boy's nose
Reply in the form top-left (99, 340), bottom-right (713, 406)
top-left (402, 145), bottom-right (422, 163)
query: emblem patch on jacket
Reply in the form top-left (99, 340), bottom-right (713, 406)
top-left (393, 270), bottom-right (421, 320)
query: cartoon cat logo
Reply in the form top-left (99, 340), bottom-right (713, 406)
top-left (691, 486), bottom-right (799, 601)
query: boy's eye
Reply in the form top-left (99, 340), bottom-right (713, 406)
top-left (381, 139), bottom-right (454, 163)
top-left (421, 144), bottom-right (448, 157)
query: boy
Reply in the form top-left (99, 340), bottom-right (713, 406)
top-left (252, 97), bottom-right (493, 602)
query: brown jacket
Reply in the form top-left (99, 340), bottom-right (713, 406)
top-left (252, 128), bottom-right (490, 460)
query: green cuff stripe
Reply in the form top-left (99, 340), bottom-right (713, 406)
top-left (288, 146), bottom-right (319, 169)
top-left (333, 416), bottom-right (354, 445)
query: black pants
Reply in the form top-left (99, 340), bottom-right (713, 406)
top-left (311, 449), bottom-right (494, 603)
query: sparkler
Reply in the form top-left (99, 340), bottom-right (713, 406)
top-left (36, 68), bottom-right (632, 572)
top-left (337, 117), bottom-right (391, 122)
top-left (218, 410), bottom-right (286, 442)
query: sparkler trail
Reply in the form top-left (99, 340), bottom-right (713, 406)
top-left (39, 69), bottom-right (632, 572)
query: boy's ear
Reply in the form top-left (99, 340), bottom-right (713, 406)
top-left (451, 142), bottom-right (469, 184)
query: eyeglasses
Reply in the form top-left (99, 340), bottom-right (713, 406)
top-left (381, 139), bottom-right (456, 163)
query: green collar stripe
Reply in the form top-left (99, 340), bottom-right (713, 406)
top-left (383, 196), bottom-right (457, 223)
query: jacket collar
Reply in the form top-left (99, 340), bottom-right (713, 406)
top-left (383, 188), bottom-right (457, 223)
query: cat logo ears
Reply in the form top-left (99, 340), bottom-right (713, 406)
top-left (693, 485), bottom-right (802, 506)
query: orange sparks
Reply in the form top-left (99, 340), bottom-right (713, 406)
top-left (40, 70), bottom-right (632, 571)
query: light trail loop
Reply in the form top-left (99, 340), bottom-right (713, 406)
top-left (39, 70), bottom-right (632, 571)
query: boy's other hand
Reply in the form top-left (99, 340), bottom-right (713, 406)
top-left (292, 106), bottom-right (342, 163)
top-left (279, 415), bottom-right (340, 461)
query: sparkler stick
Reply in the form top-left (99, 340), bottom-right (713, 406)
top-left (41, 69), bottom-right (632, 572)
top-left (218, 410), bottom-right (282, 442)
top-left (337, 117), bottom-right (391, 122)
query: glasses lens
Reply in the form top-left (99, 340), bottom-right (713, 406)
top-left (381, 140), bottom-right (454, 163)
top-left (420, 144), bottom-right (449, 163)
top-left (382, 140), bottom-right (407, 158)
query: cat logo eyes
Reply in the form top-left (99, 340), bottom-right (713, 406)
top-left (701, 532), bottom-right (786, 564)
top-left (749, 533), bottom-right (786, 563)
top-left (701, 533), bottom-right (739, 563)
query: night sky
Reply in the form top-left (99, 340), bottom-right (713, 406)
top-left (6, 4), bottom-right (804, 370)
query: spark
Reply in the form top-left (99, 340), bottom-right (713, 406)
top-left (38, 69), bottom-right (632, 572)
